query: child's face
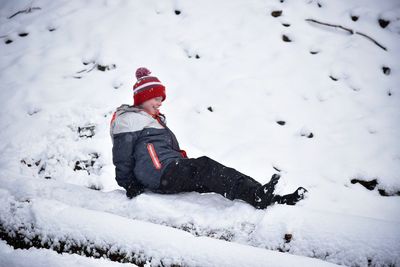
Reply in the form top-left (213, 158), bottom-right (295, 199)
top-left (140, 96), bottom-right (163, 115)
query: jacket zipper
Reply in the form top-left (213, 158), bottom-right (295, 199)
top-left (147, 143), bottom-right (162, 170)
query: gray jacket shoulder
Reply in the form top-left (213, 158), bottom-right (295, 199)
top-left (113, 111), bottom-right (150, 135)
top-left (110, 104), bottom-right (165, 137)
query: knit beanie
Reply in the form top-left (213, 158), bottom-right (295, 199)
top-left (133, 67), bottom-right (166, 106)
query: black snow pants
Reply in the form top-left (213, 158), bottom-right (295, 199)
top-left (157, 156), bottom-right (261, 207)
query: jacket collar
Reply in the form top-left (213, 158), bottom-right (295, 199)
top-left (116, 104), bottom-right (166, 124)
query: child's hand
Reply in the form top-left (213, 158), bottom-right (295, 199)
top-left (126, 182), bottom-right (145, 199)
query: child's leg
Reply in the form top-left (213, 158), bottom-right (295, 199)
top-left (158, 156), bottom-right (261, 206)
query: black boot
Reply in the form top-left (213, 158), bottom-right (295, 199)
top-left (253, 173), bottom-right (281, 209)
top-left (273, 187), bottom-right (308, 205)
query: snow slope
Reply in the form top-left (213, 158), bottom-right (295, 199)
top-left (0, 0), bottom-right (399, 266)
top-left (0, 188), bottom-right (341, 267)
top-left (0, 240), bottom-right (138, 267)
top-left (1, 174), bottom-right (398, 266)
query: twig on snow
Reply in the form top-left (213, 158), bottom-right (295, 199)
top-left (8, 6), bottom-right (41, 19)
top-left (305, 18), bottom-right (387, 51)
top-left (355, 31), bottom-right (387, 51)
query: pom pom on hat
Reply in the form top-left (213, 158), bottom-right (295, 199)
top-left (136, 67), bottom-right (152, 80)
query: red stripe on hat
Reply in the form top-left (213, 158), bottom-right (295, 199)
top-left (133, 76), bottom-right (161, 89)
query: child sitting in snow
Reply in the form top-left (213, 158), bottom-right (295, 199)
top-left (110, 67), bottom-right (308, 209)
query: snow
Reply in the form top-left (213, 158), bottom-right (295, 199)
top-left (1, 175), bottom-right (399, 266)
top-left (0, 0), bottom-right (400, 266)
top-left (0, 188), bottom-right (340, 267)
top-left (0, 240), bottom-right (138, 267)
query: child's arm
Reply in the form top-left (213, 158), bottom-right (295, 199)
top-left (110, 108), bottom-right (146, 198)
top-left (112, 132), bottom-right (144, 197)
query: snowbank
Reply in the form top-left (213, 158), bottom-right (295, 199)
top-left (0, 188), bottom-right (340, 267)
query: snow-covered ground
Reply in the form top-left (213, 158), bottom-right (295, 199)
top-left (0, 0), bottom-right (399, 266)
top-left (0, 240), bottom-right (138, 267)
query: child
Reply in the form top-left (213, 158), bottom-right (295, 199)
top-left (110, 67), bottom-right (308, 209)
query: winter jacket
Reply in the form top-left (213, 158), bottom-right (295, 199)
top-left (110, 104), bottom-right (187, 190)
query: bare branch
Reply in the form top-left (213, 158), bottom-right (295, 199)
top-left (305, 18), bottom-right (354, 34)
top-left (355, 31), bottom-right (387, 51)
top-left (8, 6), bottom-right (41, 19)
top-left (305, 18), bottom-right (387, 51)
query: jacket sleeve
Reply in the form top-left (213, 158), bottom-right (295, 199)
top-left (112, 132), bottom-right (143, 190)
